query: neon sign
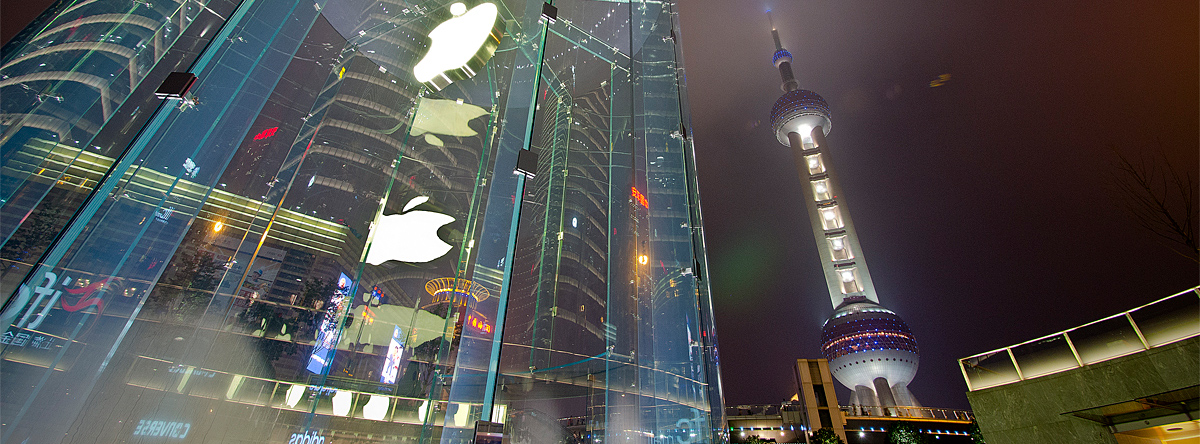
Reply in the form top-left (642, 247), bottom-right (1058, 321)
top-left (467, 312), bottom-right (492, 334)
top-left (631, 187), bottom-right (649, 208)
top-left (253, 127), bottom-right (278, 140)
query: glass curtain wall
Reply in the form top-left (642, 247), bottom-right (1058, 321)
top-left (0, 0), bottom-right (725, 443)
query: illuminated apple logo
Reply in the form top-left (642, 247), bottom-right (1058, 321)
top-left (366, 196), bottom-right (455, 265)
top-left (413, 2), bottom-right (506, 90)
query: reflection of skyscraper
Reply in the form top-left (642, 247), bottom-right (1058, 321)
top-left (1, 1), bottom-right (725, 443)
top-left (767, 21), bottom-right (922, 413)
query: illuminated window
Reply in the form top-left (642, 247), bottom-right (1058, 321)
top-left (819, 205), bottom-right (844, 230)
top-left (811, 179), bottom-right (832, 201)
top-left (837, 267), bottom-right (864, 294)
top-left (827, 236), bottom-right (853, 261)
top-left (804, 154), bottom-right (825, 175)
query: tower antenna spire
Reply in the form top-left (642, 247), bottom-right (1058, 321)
top-left (768, 12), bottom-right (798, 92)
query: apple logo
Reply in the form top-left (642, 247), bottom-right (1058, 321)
top-left (365, 196), bottom-right (455, 265)
top-left (412, 2), bottom-right (506, 90)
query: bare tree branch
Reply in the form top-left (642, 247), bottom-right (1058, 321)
top-left (1107, 143), bottom-right (1198, 263)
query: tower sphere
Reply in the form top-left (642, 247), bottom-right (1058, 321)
top-left (820, 300), bottom-right (919, 390)
top-left (770, 89), bottom-right (831, 146)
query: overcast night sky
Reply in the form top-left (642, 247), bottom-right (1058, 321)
top-left (677, 1), bottom-right (1198, 409)
top-left (4, 0), bottom-right (1197, 412)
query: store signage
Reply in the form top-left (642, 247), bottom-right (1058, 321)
top-left (365, 196), bottom-right (454, 265)
top-left (132, 419), bottom-right (191, 439)
top-left (412, 2), bottom-right (505, 90)
top-left (288, 431), bottom-right (326, 444)
top-left (0, 271), bottom-right (113, 330)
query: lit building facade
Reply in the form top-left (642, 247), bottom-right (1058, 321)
top-left (0, 0), bottom-right (726, 443)
top-left (766, 22), bottom-right (920, 412)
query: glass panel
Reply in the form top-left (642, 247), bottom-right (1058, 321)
top-left (1129, 292), bottom-right (1200, 347)
top-left (1009, 334), bottom-right (1078, 378)
top-left (0, 0), bottom-right (726, 443)
top-left (1070, 315), bottom-right (1145, 364)
top-left (959, 351), bottom-right (1020, 390)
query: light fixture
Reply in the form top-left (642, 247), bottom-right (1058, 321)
top-left (212, 221), bottom-right (223, 232)
top-left (362, 395), bottom-right (389, 420)
top-left (823, 210), bottom-right (836, 220)
top-left (832, 238), bottom-right (844, 250)
top-left (638, 255), bottom-right (648, 265)
top-left (841, 271), bottom-right (855, 282)
top-left (332, 390), bottom-right (351, 416)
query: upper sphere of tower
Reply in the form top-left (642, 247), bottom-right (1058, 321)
top-left (772, 49), bottom-right (793, 67)
top-left (771, 89), bottom-right (832, 146)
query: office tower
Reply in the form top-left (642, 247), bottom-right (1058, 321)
top-left (767, 20), bottom-right (921, 413)
top-left (0, 1), bottom-right (725, 442)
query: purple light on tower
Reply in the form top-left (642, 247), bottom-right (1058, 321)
top-left (767, 18), bottom-right (923, 414)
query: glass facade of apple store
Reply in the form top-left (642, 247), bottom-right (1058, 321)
top-left (0, 0), bottom-right (725, 443)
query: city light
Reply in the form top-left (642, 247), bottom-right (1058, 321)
top-left (638, 255), bottom-right (648, 265)
top-left (212, 221), bottom-right (223, 232)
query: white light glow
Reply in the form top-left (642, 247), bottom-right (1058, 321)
top-left (363, 395), bottom-right (389, 420)
top-left (841, 271), bottom-right (855, 282)
top-left (815, 183), bottom-right (827, 193)
top-left (823, 210), bottom-right (836, 220)
top-left (366, 196), bottom-right (455, 265)
top-left (808, 158), bottom-right (819, 168)
top-left (332, 390), bottom-right (351, 416)
top-left (453, 402), bottom-right (469, 427)
top-left (413, 3), bottom-right (500, 84)
top-left (286, 385), bottom-right (305, 408)
top-left (832, 238), bottom-right (844, 250)
top-left (418, 399), bottom-right (431, 422)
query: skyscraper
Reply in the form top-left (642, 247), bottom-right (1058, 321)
top-left (767, 19), bottom-right (922, 414)
top-left (0, 1), bottom-right (726, 442)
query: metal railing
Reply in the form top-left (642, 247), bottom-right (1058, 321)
top-left (839, 405), bottom-right (974, 422)
top-left (959, 286), bottom-right (1200, 391)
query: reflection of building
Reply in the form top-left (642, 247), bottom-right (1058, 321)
top-left (725, 357), bottom-right (974, 444)
top-left (960, 287), bottom-right (1199, 444)
top-left (0, 1), bottom-right (725, 443)
top-left (766, 21), bottom-right (921, 412)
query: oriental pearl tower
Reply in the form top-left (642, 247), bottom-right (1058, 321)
top-left (767, 17), bottom-right (922, 414)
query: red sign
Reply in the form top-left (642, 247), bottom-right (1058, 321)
top-left (252, 127), bottom-right (278, 140)
top-left (631, 187), bottom-right (649, 208)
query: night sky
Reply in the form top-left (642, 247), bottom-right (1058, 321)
top-left (5, 0), bottom-right (1197, 413)
top-left (677, 1), bottom-right (1198, 409)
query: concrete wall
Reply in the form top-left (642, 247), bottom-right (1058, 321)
top-left (967, 337), bottom-right (1199, 444)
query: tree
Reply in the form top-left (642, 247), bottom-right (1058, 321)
top-left (812, 427), bottom-right (845, 444)
top-left (144, 245), bottom-right (223, 322)
top-left (886, 421), bottom-right (928, 444)
top-left (0, 206), bottom-right (62, 278)
top-left (1108, 144), bottom-right (1198, 263)
top-left (968, 421), bottom-right (987, 444)
top-left (741, 435), bottom-right (775, 444)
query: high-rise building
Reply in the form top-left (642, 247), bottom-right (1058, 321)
top-left (766, 19), bottom-right (921, 414)
top-left (0, 1), bottom-right (726, 443)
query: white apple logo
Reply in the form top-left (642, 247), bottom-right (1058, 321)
top-left (413, 2), bottom-right (505, 90)
top-left (366, 196), bottom-right (455, 265)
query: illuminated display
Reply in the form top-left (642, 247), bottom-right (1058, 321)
top-left (466, 311), bottom-right (493, 334)
top-left (632, 186), bottom-right (649, 208)
top-left (306, 273), bottom-right (352, 374)
top-left (380, 326), bottom-right (405, 384)
top-left (365, 196), bottom-right (455, 265)
top-left (252, 127), bottom-right (278, 140)
top-left (412, 2), bottom-right (505, 90)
